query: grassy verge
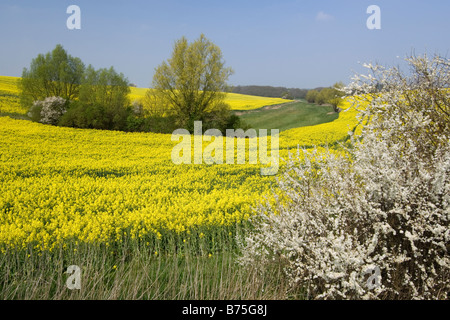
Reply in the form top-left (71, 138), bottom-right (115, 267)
top-left (236, 100), bottom-right (339, 133)
top-left (0, 227), bottom-right (294, 300)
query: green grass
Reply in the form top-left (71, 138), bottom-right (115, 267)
top-left (236, 100), bottom-right (339, 132)
top-left (0, 236), bottom-right (293, 300)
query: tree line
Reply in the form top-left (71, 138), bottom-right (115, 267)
top-left (19, 37), bottom-right (346, 132)
top-left (19, 35), bottom-right (243, 134)
top-left (305, 82), bottom-right (345, 112)
top-left (230, 84), bottom-right (346, 113)
top-left (231, 85), bottom-right (309, 100)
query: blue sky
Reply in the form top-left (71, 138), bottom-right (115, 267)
top-left (1, 0), bottom-right (449, 88)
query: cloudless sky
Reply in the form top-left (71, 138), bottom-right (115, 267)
top-left (1, 0), bottom-right (449, 88)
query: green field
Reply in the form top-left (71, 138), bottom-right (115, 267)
top-left (236, 100), bottom-right (339, 132)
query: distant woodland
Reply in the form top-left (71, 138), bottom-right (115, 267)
top-left (230, 85), bottom-right (321, 100)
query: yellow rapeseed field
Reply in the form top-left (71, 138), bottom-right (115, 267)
top-left (0, 76), bottom-right (26, 115)
top-left (0, 76), bottom-right (360, 251)
top-left (221, 92), bottom-right (291, 110)
top-left (0, 76), bottom-right (292, 116)
top-left (130, 87), bottom-right (292, 110)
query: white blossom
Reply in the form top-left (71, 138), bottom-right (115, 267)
top-left (239, 54), bottom-right (450, 300)
top-left (32, 96), bottom-right (68, 125)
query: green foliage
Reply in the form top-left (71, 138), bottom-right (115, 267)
top-left (125, 114), bottom-right (146, 132)
top-left (150, 34), bottom-right (234, 130)
top-left (18, 42), bottom-right (244, 134)
top-left (139, 115), bottom-right (180, 133)
top-left (59, 101), bottom-right (108, 129)
top-left (28, 101), bottom-right (43, 122)
top-left (18, 45), bottom-right (134, 132)
top-left (328, 82), bottom-right (345, 112)
top-left (305, 90), bottom-right (319, 103)
top-left (79, 65), bottom-right (130, 112)
top-left (0, 239), bottom-right (291, 300)
top-left (318, 88), bottom-right (334, 104)
top-left (225, 114), bottom-right (249, 131)
top-left (306, 82), bottom-right (344, 112)
top-left (315, 90), bottom-right (326, 105)
top-left (19, 44), bottom-right (85, 108)
top-left (199, 102), bottom-right (247, 134)
top-left (281, 91), bottom-right (293, 100)
top-left (231, 85), bottom-right (308, 99)
top-left (60, 66), bottom-right (132, 131)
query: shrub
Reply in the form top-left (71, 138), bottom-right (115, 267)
top-left (28, 96), bottom-right (68, 125)
top-left (315, 90), bottom-right (326, 105)
top-left (139, 115), bottom-right (179, 134)
top-left (27, 101), bottom-right (43, 122)
top-left (58, 101), bottom-right (107, 130)
top-left (224, 114), bottom-right (249, 132)
top-left (126, 114), bottom-right (145, 132)
top-left (239, 54), bottom-right (450, 300)
top-left (58, 66), bottom-right (133, 131)
top-left (306, 90), bottom-right (318, 103)
top-left (199, 102), bottom-right (241, 134)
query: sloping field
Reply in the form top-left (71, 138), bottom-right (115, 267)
top-left (222, 92), bottom-right (292, 110)
top-left (0, 76), bottom-right (26, 116)
top-left (129, 87), bottom-right (292, 110)
top-left (0, 76), bottom-right (292, 116)
top-left (0, 75), bottom-right (360, 251)
top-left (237, 101), bottom-right (340, 132)
top-left (0, 96), bottom-right (359, 251)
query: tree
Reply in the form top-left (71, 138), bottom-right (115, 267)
top-left (29, 96), bottom-right (68, 125)
top-left (142, 89), bottom-right (167, 117)
top-left (79, 65), bottom-right (130, 111)
top-left (59, 101), bottom-right (107, 130)
top-left (315, 90), bottom-right (327, 105)
top-left (306, 83), bottom-right (344, 111)
top-left (231, 86), bottom-right (308, 99)
top-left (150, 34), bottom-right (234, 131)
top-left (328, 82), bottom-right (345, 112)
top-left (306, 89), bottom-right (319, 103)
top-left (281, 91), bottom-right (293, 100)
top-left (19, 44), bottom-right (85, 108)
top-left (60, 65), bottom-right (131, 130)
top-left (239, 54), bottom-right (449, 300)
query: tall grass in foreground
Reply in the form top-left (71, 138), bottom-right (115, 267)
top-left (0, 226), bottom-right (295, 300)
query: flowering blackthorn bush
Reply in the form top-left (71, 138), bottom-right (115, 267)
top-left (29, 96), bottom-right (68, 125)
top-left (240, 54), bottom-right (449, 300)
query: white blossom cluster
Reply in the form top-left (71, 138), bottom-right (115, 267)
top-left (33, 96), bottom-right (68, 125)
top-left (239, 54), bottom-right (449, 300)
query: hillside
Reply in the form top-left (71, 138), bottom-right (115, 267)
top-left (0, 73), bottom-right (361, 250)
top-left (0, 76), bottom-right (292, 117)
top-left (0, 98), bottom-right (359, 250)
top-left (236, 101), bottom-right (339, 132)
